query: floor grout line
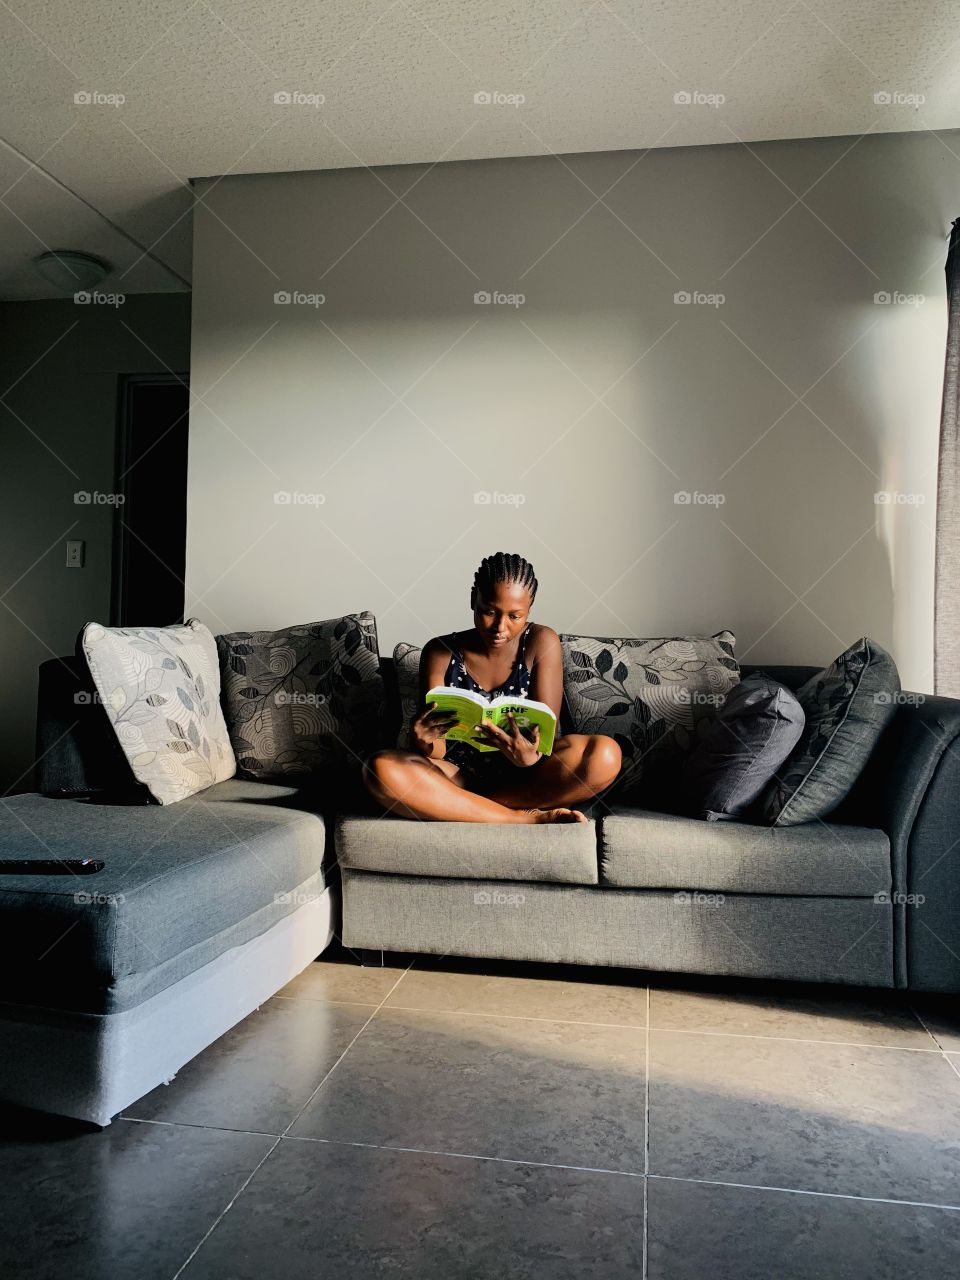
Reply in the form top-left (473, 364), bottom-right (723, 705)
top-left (279, 962), bottom-right (414, 1135)
top-left (170, 1134), bottom-right (282, 1280)
top-left (910, 1004), bottom-right (960, 1084)
top-left (273, 995), bottom-right (383, 1008)
top-left (281, 1133), bottom-right (647, 1179)
top-left (372, 1003), bottom-right (650, 1030)
top-left (278, 992), bottom-right (945, 1050)
top-left (136, 1113), bottom-right (960, 1218)
top-left (647, 1172), bottom-right (960, 1214)
top-left (168, 962), bottom-right (414, 1280)
top-left (122, 1115), bottom-right (282, 1139)
top-left (645, 1026), bottom-right (942, 1052)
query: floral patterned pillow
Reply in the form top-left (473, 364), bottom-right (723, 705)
top-left (393, 642), bottom-right (422, 750)
top-left (80, 619), bottom-right (236, 805)
top-left (216, 613), bottom-right (383, 779)
top-left (559, 631), bottom-right (739, 802)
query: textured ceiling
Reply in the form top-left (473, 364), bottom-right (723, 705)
top-left (1, 0), bottom-right (958, 300)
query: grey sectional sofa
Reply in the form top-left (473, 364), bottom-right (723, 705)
top-left (341, 662), bottom-right (960, 996)
top-left (1, 652), bottom-right (959, 1127)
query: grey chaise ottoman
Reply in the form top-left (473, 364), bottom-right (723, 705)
top-left (0, 779), bottom-right (333, 1125)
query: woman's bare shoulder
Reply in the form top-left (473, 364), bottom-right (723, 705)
top-left (421, 633), bottom-right (458, 659)
top-left (526, 622), bottom-right (561, 653)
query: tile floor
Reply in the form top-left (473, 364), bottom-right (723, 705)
top-left (4, 947), bottom-right (960, 1278)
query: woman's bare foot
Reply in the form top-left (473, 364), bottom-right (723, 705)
top-left (520, 807), bottom-right (589, 824)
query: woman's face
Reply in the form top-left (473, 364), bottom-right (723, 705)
top-left (472, 582), bottom-right (532, 650)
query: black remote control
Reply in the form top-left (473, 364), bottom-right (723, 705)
top-left (0, 858), bottom-right (105, 875)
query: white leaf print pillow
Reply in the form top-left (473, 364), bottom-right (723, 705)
top-left (81, 618), bottom-right (236, 804)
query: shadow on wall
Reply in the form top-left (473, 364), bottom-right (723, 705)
top-left (182, 135), bottom-right (949, 682)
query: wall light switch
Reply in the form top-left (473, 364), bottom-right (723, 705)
top-left (66, 539), bottom-right (85, 568)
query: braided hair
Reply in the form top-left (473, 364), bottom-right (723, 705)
top-left (471, 552), bottom-right (538, 609)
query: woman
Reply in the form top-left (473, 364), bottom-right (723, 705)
top-left (363, 552), bottom-right (622, 823)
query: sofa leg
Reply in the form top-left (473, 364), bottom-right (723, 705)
top-left (359, 948), bottom-right (385, 968)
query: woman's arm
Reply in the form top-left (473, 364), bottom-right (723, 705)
top-left (526, 625), bottom-right (564, 724)
top-left (411, 638), bottom-right (457, 759)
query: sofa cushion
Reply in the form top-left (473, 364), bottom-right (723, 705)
top-left (599, 807), bottom-right (890, 896)
top-left (336, 815), bottom-right (599, 885)
top-left (678, 673), bottom-right (805, 821)
top-left (0, 780), bottom-right (327, 1015)
top-left (80, 619), bottom-right (236, 805)
top-left (393, 641), bottom-right (421, 749)
top-left (759, 637), bottom-right (900, 826)
top-left (559, 630), bottom-right (740, 803)
top-left (35, 655), bottom-right (149, 800)
top-left (217, 612), bottom-right (384, 779)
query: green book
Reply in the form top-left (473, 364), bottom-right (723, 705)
top-left (425, 686), bottom-right (558, 754)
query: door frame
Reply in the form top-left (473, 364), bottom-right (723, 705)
top-left (111, 372), bottom-right (190, 627)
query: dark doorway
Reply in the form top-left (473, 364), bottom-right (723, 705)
top-left (112, 374), bottom-right (190, 627)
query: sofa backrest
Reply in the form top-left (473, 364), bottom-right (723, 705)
top-left (35, 651), bottom-right (825, 798)
top-left (35, 655), bottom-right (150, 800)
top-left (739, 663), bottom-right (821, 689)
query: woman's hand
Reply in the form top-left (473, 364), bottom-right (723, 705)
top-left (476, 714), bottom-right (541, 767)
top-left (410, 702), bottom-right (457, 756)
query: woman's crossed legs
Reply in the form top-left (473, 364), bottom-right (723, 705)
top-left (363, 734), bottom-right (622, 824)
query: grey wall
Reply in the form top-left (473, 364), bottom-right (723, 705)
top-left (0, 293), bottom-right (190, 792)
top-left (187, 131), bottom-right (957, 692)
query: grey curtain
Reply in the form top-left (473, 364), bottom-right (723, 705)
top-left (935, 218), bottom-right (960, 697)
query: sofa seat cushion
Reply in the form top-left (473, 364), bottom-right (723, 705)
top-left (599, 807), bottom-right (890, 896)
top-left (0, 780), bottom-right (327, 1015)
top-left (335, 815), bottom-right (599, 885)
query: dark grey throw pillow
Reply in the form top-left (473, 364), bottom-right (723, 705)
top-left (759, 637), bottom-right (900, 827)
top-left (679, 673), bottom-right (805, 822)
top-left (217, 613), bottom-right (383, 779)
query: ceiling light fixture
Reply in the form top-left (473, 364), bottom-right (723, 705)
top-left (33, 249), bottom-right (112, 291)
